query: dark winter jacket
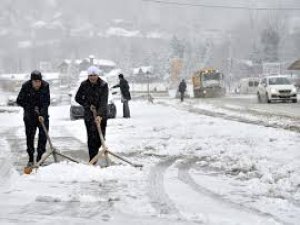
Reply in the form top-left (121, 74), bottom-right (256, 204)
top-left (16, 80), bottom-right (50, 118)
top-left (75, 78), bottom-right (108, 120)
top-left (178, 80), bottom-right (187, 93)
top-left (113, 78), bottom-right (131, 100)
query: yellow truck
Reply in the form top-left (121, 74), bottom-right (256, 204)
top-left (192, 68), bottom-right (226, 98)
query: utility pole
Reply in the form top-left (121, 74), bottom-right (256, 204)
top-left (146, 71), bottom-right (152, 102)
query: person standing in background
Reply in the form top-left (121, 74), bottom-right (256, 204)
top-left (178, 79), bottom-right (187, 102)
top-left (112, 74), bottom-right (131, 118)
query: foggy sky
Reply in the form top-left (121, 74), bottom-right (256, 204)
top-left (0, 0), bottom-right (300, 76)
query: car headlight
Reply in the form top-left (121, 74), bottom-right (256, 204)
top-left (270, 88), bottom-right (277, 94)
top-left (291, 87), bottom-right (297, 93)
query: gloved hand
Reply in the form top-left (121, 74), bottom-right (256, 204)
top-left (38, 116), bottom-right (44, 123)
top-left (95, 116), bottom-right (102, 124)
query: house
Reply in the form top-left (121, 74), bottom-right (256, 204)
top-left (57, 55), bottom-right (117, 87)
top-left (129, 66), bottom-right (168, 93)
top-left (130, 66), bottom-right (154, 83)
top-left (58, 55), bottom-right (116, 75)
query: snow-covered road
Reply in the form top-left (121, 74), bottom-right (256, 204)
top-left (156, 96), bottom-right (300, 132)
top-left (0, 100), bottom-right (299, 225)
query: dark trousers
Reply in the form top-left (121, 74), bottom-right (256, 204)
top-left (180, 92), bottom-right (184, 102)
top-left (24, 117), bottom-right (49, 162)
top-left (84, 118), bottom-right (107, 161)
top-left (123, 100), bottom-right (130, 118)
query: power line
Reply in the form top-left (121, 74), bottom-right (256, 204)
top-left (142, 0), bottom-right (300, 11)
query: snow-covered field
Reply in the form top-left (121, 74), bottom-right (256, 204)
top-left (0, 99), bottom-right (299, 225)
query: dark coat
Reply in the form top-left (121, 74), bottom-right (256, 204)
top-left (178, 80), bottom-right (187, 93)
top-left (113, 78), bottom-right (131, 100)
top-left (17, 80), bottom-right (50, 118)
top-left (75, 78), bottom-right (108, 120)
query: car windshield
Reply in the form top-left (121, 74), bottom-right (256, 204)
top-left (268, 77), bottom-right (291, 85)
top-left (203, 73), bottom-right (221, 81)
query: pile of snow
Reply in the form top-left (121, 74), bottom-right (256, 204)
top-left (27, 161), bottom-right (142, 183)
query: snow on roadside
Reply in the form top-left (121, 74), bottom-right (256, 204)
top-left (26, 161), bottom-right (142, 183)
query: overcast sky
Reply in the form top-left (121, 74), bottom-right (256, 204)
top-left (1, 0), bottom-right (300, 73)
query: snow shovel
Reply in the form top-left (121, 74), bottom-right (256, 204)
top-left (36, 118), bottom-right (80, 165)
top-left (89, 108), bottom-right (143, 168)
top-left (89, 107), bottom-right (110, 166)
top-left (23, 109), bottom-right (79, 174)
top-left (105, 149), bottom-right (143, 168)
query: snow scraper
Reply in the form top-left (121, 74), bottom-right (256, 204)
top-left (89, 108), bottom-right (143, 168)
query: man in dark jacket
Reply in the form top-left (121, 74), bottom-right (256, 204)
top-left (178, 79), bottom-right (187, 102)
top-left (17, 70), bottom-right (50, 166)
top-left (112, 74), bottom-right (131, 118)
top-left (75, 66), bottom-right (108, 162)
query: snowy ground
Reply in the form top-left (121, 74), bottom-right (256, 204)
top-left (156, 95), bottom-right (300, 132)
top-left (0, 99), bottom-right (299, 225)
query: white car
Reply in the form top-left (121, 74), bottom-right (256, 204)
top-left (257, 76), bottom-right (298, 103)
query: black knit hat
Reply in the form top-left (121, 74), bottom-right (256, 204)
top-left (31, 70), bottom-right (42, 81)
top-left (118, 73), bottom-right (124, 79)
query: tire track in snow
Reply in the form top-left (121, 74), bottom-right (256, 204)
top-left (148, 157), bottom-right (181, 217)
top-left (177, 157), bottom-right (290, 225)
